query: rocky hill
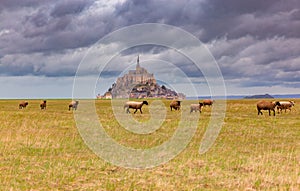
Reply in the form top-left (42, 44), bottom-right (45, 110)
top-left (244, 94), bottom-right (274, 99)
top-left (98, 56), bottom-right (185, 99)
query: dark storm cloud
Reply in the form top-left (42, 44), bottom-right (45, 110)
top-left (0, 0), bottom-right (101, 57)
top-left (0, 48), bottom-right (87, 77)
top-left (114, 0), bottom-right (300, 41)
top-left (0, 0), bottom-right (299, 91)
top-left (209, 36), bottom-right (300, 89)
top-left (120, 45), bottom-right (169, 56)
top-left (50, 0), bottom-right (93, 18)
top-left (0, 0), bottom-right (47, 11)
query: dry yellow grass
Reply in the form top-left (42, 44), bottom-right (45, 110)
top-left (0, 99), bottom-right (299, 190)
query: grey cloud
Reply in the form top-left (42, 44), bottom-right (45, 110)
top-left (50, 0), bottom-right (93, 18)
top-left (0, 0), bottom-right (103, 56)
top-left (0, 0), bottom-right (299, 94)
top-left (113, 0), bottom-right (300, 41)
top-left (0, 0), bottom-right (48, 11)
top-left (210, 36), bottom-right (300, 88)
top-left (0, 50), bottom-right (85, 77)
top-left (120, 45), bottom-right (169, 56)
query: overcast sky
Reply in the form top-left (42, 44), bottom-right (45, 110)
top-left (0, 0), bottom-right (299, 98)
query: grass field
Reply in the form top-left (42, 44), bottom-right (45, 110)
top-left (0, 99), bottom-right (299, 190)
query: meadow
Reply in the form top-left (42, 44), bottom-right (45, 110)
top-left (0, 99), bottom-right (299, 190)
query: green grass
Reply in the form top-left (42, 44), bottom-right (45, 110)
top-left (0, 99), bottom-right (299, 190)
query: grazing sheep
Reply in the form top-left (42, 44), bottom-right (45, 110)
top-left (69, 100), bottom-right (79, 111)
top-left (277, 101), bottom-right (295, 113)
top-left (40, 100), bottom-right (47, 110)
top-left (203, 99), bottom-right (214, 106)
top-left (190, 102), bottom-right (204, 113)
top-left (124, 101), bottom-right (148, 114)
top-left (170, 100), bottom-right (181, 111)
top-left (19, 101), bottom-right (28, 109)
top-left (257, 100), bottom-right (281, 116)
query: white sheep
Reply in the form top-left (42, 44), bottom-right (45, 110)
top-left (124, 101), bottom-right (148, 114)
top-left (277, 101), bottom-right (295, 113)
top-left (190, 102), bottom-right (204, 113)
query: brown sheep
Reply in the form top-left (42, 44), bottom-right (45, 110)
top-left (124, 101), bottom-right (148, 114)
top-left (277, 101), bottom-right (295, 113)
top-left (69, 100), bottom-right (79, 111)
top-left (40, 100), bottom-right (47, 110)
top-left (190, 102), bottom-right (204, 113)
top-left (170, 100), bottom-right (181, 111)
top-left (257, 100), bottom-right (281, 116)
top-left (203, 99), bottom-right (214, 106)
top-left (19, 101), bottom-right (28, 109)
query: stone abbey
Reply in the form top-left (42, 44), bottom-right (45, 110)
top-left (115, 56), bottom-right (156, 89)
top-left (98, 56), bottom-right (185, 99)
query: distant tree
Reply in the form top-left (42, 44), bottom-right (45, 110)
top-left (161, 85), bottom-right (166, 90)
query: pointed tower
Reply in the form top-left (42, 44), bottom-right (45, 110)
top-left (136, 55), bottom-right (141, 71)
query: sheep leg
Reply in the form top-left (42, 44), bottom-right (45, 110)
top-left (134, 109), bottom-right (138, 114)
top-left (139, 108), bottom-right (142, 114)
top-left (271, 109), bottom-right (275, 116)
top-left (257, 110), bottom-right (261, 115)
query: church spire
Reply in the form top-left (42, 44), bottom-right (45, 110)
top-left (136, 55), bottom-right (140, 70)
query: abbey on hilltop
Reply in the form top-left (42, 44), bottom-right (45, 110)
top-left (98, 56), bottom-right (185, 99)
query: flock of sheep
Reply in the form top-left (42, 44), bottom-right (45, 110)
top-left (18, 99), bottom-right (295, 116)
top-left (18, 100), bottom-right (79, 111)
top-left (257, 100), bottom-right (295, 116)
top-left (125, 99), bottom-right (214, 114)
top-left (123, 99), bottom-right (295, 116)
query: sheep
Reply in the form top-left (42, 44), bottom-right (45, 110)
top-left (190, 102), bottom-right (204, 113)
top-left (19, 101), bottom-right (28, 109)
top-left (277, 101), bottom-right (295, 113)
top-left (257, 100), bottom-right (281, 116)
top-left (124, 100), bottom-right (148, 114)
top-left (170, 100), bottom-right (181, 111)
top-left (40, 100), bottom-right (47, 110)
top-left (69, 100), bottom-right (79, 111)
top-left (203, 99), bottom-right (214, 106)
